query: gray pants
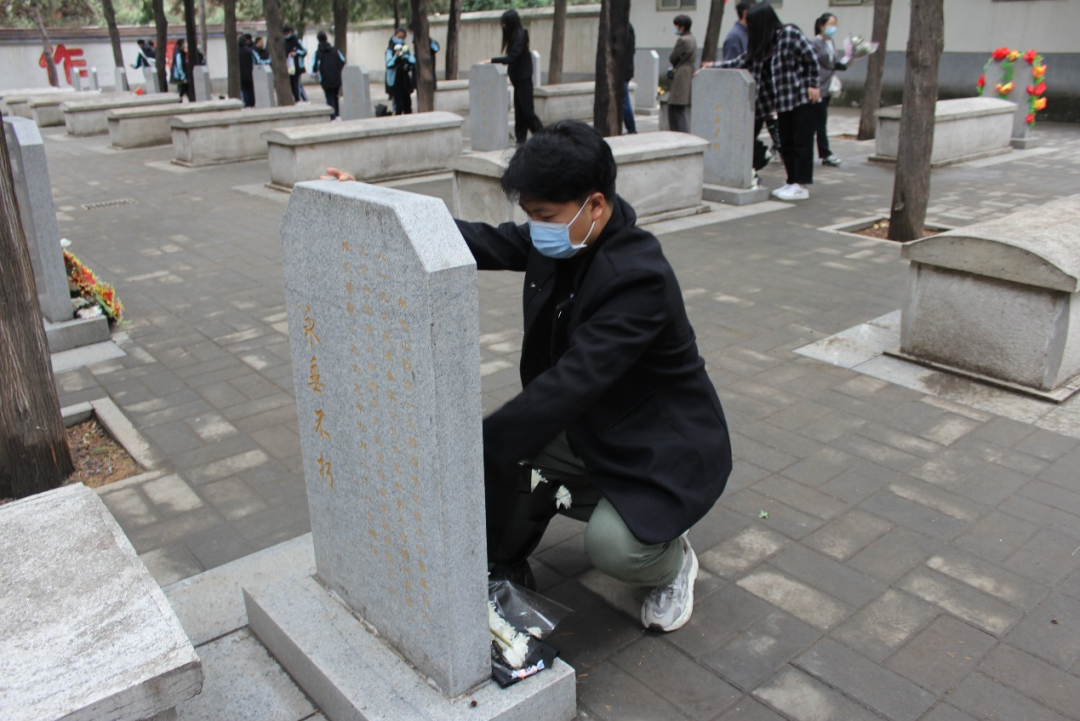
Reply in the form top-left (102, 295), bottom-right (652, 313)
top-left (668, 104), bottom-right (691, 133)
top-left (525, 433), bottom-right (684, 587)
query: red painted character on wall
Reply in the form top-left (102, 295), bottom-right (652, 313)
top-left (39, 44), bottom-right (87, 84)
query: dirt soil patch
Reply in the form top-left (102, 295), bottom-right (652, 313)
top-left (851, 219), bottom-right (944, 242)
top-left (66, 419), bottom-right (142, 488)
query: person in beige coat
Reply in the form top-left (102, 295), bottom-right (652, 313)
top-left (668, 15), bottom-right (696, 133)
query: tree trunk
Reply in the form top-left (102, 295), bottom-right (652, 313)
top-left (593, 0), bottom-right (629, 136)
top-left (31, 7), bottom-right (60, 87)
top-left (333, 0), bottom-right (349, 57)
top-left (888, 0), bottom-right (943, 242)
top-left (154, 0), bottom-right (169, 94)
top-left (198, 0), bottom-right (209, 69)
top-left (264, 0), bottom-right (295, 106)
top-left (410, 0), bottom-right (434, 112)
top-left (445, 0), bottom-right (460, 81)
top-left (183, 0), bottom-right (199, 101)
top-left (0, 122), bottom-right (73, 500)
top-left (101, 0), bottom-right (125, 69)
top-left (393, 0), bottom-right (401, 30)
top-left (857, 0), bottom-right (893, 141)
top-left (548, 0), bottom-right (567, 85)
top-left (225, 0), bottom-right (241, 99)
top-left (700, 0), bottom-right (726, 64)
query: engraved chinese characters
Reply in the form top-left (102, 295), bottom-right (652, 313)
top-left (279, 181), bottom-right (489, 697)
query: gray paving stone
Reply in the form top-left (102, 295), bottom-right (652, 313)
top-left (899, 567), bottom-right (1023, 636)
top-left (977, 644), bottom-right (1080, 719)
top-left (830, 588), bottom-right (938, 662)
top-left (577, 661), bottom-right (686, 721)
top-left (752, 666), bottom-right (881, 721)
top-left (141, 474), bottom-right (206, 516)
top-left (714, 698), bottom-right (787, 721)
top-left (612, 637), bottom-right (741, 720)
top-left (183, 521), bottom-right (255, 570)
top-left (702, 611), bottom-right (821, 691)
top-left (919, 705), bottom-right (978, 721)
top-left (1005, 593), bottom-right (1080, 670)
top-left (925, 548), bottom-right (1048, 611)
top-left (139, 540), bottom-right (205, 586)
top-left (1012, 428), bottom-right (1078, 462)
top-left (999, 495), bottom-right (1080, 540)
top-left (736, 568), bottom-right (850, 630)
top-left (860, 490), bottom-right (968, 540)
top-left (698, 525), bottom-right (790, 578)
top-left (816, 461), bottom-right (902, 505)
top-left (1003, 528), bottom-right (1080, 586)
top-left (771, 543), bottom-right (886, 608)
top-left (200, 476), bottom-right (271, 521)
top-left (724, 489), bottom-right (826, 540)
top-left (803, 510), bottom-right (893, 561)
top-left (779, 446), bottom-right (856, 487)
top-left (949, 671), bottom-right (1068, 721)
top-left (950, 510), bottom-right (1040, 564)
top-left (231, 498), bottom-right (311, 551)
top-left (794, 637), bottom-right (936, 721)
top-left (663, 584), bottom-right (772, 659)
top-left (885, 615), bottom-right (997, 694)
top-left (751, 475), bottom-right (848, 521)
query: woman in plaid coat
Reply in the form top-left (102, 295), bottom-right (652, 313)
top-left (704, 4), bottom-right (820, 201)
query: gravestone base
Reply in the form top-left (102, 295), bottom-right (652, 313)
top-left (246, 576), bottom-right (577, 721)
top-left (44, 314), bottom-right (111, 353)
top-left (703, 183), bottom-right (771, 206)
top-left (1012, 135), bottom-right (1041, 150)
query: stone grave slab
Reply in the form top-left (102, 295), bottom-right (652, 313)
top-left (244, 180), bottom-right (575, 719)
top-left (168, 104), bottom-right (333, 167)
top-left (983, 61), bottom-right (1041, 149)
top-left (634, 49), bottom-right (660, 114)
top-left (0, 484), bottom-right (203, 721)
top-left (144, 65), bottom-right (161, 94)
top-left (255, 65), bottom-right (276, 108)
top-left (872, 97), bottom-right (1016, 167)
top-left (691, 69), bottom-right (769, 206)
top-left (194, 66), bottom-right (213, 102)
top-left (115, 66), bottom-right (129, 92)
top-left (71, 70), bottom-right (82, 92)
top-left (341, 65), bottom-right (373, 120)
top-left (469, 63), bottom-right (510, 151)
top-left (531, 49), bottom-right (542, 88)
top-left (62, 93), bottom-right (175, 136)
top-left (90, 67), bottom-right (100, 90)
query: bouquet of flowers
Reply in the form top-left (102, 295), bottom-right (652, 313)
top-left (64, 249), bottom-right (124, 324)
top-left (487, 579), bottom-right (571, 687)
top-left (843, 35), bottom-right (879, 62)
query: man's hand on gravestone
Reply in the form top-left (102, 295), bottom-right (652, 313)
top-left (321, 167), bottom-right (356, 182)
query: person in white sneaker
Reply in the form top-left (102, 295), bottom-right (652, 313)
top-left (703, 4), bottom-right (820, 201)
top-left (813, 13), bottom-right (856, 168)
top-left (327, 122), bottom-right (734, 634)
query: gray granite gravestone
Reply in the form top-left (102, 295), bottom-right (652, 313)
top-left (90, 67), bottom-right (100, 90)
top-left (244, 180), bottom-right (575, 720)
top-left (531, 50), bottom-right (542, 88)
top-left (469, 62), bottom-right (509, 152)
top-left (143, 65), bottom-right (160, 94)
top-left (3, 116), bottom-right (72, 324)
top-left (71, 70), bottom-right (82, 92)
top-left (254, 65), bottom-right (275, 108)
top-left (114, 67), bottom-right (129, 92)
top-left (691, 68), bottom-right (769, 206)
top-left (634, 49), bottom-right (659, 114)
top-left (340, 65), bottom-right (372, 120)
top-left (983, 62), bottom-right (1040, 150)
top-left (194, 66), bottom-right (212, 101)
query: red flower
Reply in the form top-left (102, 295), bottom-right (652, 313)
top-left (1034, 81), bottom-right (1046, 95)
top-left (977, 75), bottom-right (986, 88)
top-left (1026, 113), bottom-right (1036, 125)
top-left (1024, 49), bottom-right (1038, 64)
top-left (1027, 85), bottom-right (1037, 96)
top-left (992, 47), bottom-right (1010, 61)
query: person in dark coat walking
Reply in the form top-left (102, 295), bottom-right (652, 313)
top-left (284, 25), bottom-right (308, 102)
top-left (239, 34), bottom-right (256, 107)
top-left (326, 121), bottom-right (733, 633)
top-left (313, 31), bottom-right (347, 119)
top-left (668, 15), bottom-right (696, 133)
top-left (385, 27), bottom-right (415, 115)
top-left (484, 10), bottom-right (543, 145)
top-left (170, 39), bottom-right (189, 100)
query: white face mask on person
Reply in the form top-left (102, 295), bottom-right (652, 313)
top-left (528, 199), bottom-right (595, 259)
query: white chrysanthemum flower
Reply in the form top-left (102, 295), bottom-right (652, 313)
top-left (555, 485), bottom-right (572, 510)
top-left (526, 626), bottom-right (543, 639)
top-left (530, 468), bottom-right (547, 491)
top-left (488, 601), bottom-right (531, 668)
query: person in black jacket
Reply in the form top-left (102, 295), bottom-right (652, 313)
top-left (622, 24), bottom-right (637, 134)
top-left (325, 122), bottom-right (732, 632)
top-left (313, 31), bottom-right (347, 119)
top-left (239, 34), bottom-right (256, 107)
top-left (483, 10), bottom-right (543, 145)
top-left (284, 25), bottom-right (308, 102)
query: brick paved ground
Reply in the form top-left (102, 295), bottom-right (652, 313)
top-left (42, 108), bottom-right (1080, 720)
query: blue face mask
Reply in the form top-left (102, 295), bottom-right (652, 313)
top-left (528, 199), bottom-right (595, 259)
top-left (824, 26), bottom-right (837, 38)
top-left (673, 28), bottom-right (681, 36)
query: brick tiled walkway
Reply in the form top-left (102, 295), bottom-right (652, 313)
top-left (44, 108), bottom-right (1080, 720)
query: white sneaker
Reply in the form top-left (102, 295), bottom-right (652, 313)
top-left (774, 184), bottom-right (809, 201)
top-left (770, 183), bottom-right (792, 199)
top-left (640, 536), bottom-right (698, 632)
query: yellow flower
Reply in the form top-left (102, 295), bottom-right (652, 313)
top-left (1034, 97), bottom-right (1047, 111)
top-left (1000, 82), bottom-right (1014, 94)
top-left (1032, 65), bottom-right (1046, 79)
top-left (1007, 50), bottom-right (1021, 61)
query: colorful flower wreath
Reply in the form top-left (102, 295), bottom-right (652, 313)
top-left (976, 47), bottom-right (1047, 126)
top-left (64, 250), bottom-right (124, 323)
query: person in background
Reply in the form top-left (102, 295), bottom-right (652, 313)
top-left (145, 40), bottom-right (157, 60)
top-left (703, 4), bottom-right (819, 201)
top-left (313, 30), bottom-right (347, 120)
top-left (132, 39), bottom-right (153, 70)
top-left (668, 15), bottom-right (696, 134)
top-left (622, 24), bottom-right (637, 135)
top-left (408, 22), bottom-right (440, 92)
top-left (386, 27), bottom-right (415, 115)
top-left (722, 0), bottom-right (754, 61)
top-left (171, 39), bottom-right (189, 100)
top-left (482, 10), bottom-right (543, 145)
top-left (813, 13), bottom-right (849, 167)
top-left (253, 37), bottom-right (271, 63)
top-left (284, 25), bottom-right (308, 102)
top-left (239, 34), bottom-right (257, 107)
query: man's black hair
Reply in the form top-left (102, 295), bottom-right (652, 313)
top-left (736, 0), bottom-right (755, 21)
top-left (317, 30), bottom-right (328, 43)
top-left (673, 14), bottom-right (692, 32)
top-left (501, 120), bottom-right (617, 203)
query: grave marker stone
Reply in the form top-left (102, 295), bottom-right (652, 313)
top-left (983, 61), bottom-right (1040, 149)
top-left (3, 116), bottom-right (72, 323)
top-left (254, 65), bottom-right (275, 108)
top-left (340, 65), bottom-right (372, 120)
top-left (90, 67), bottom-right (100, 90)
top-left (114, 67), bottom-right (129, 92)
top-left (469, 62), bottom-right (509, 152)
top-left (194, 66), bottom-right (212, 101)
top-left (634, 49), bottom-right (659, 113)
top-left (531, 49), bottom-right (542, 88)
top-left (691, 68), bottom-right (769, 205)
top-left (244, 180), bottom-right (575, 720)
top-left (143, 65), bottom-right (160, 94)
top-left (71, 70), bottom-right (82, 92)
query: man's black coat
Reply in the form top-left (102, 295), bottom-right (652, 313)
top-left (455, 197), bottom-right (731, 545)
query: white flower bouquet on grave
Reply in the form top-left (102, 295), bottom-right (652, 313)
top-left (487, 579), bottom-right (572, 687)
